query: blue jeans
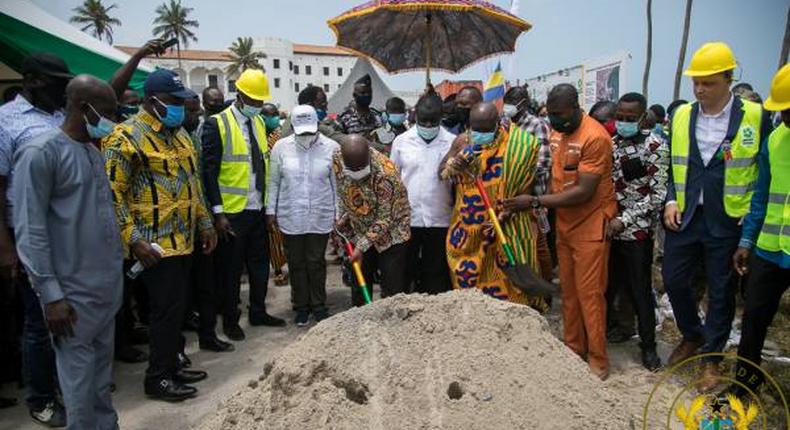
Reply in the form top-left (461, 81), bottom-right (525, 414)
top-left (19, 279), bottom-right (58, 410)
top-left (662, 208), bottom-right (739, 363)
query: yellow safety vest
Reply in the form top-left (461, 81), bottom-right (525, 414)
top-left (756, 124), bottom-right (790, 254)
top-left (670, 98), bottom-right (762, 217)
top-left (213, 107), bottom-right (269, 214)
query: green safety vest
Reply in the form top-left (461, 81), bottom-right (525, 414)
top-left (756, 124), bottom-right (790, 254)
top-left (213, 107), bottom-right (269, 214)
top-left (670, 99), bottom-right (763, 217)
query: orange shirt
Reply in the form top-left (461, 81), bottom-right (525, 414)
top-left (550, 113), bottom-right (617, 241)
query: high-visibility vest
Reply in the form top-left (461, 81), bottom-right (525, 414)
top-left (670, 98), bottom-right (763, 217)
top-left (756, 124), bottom-right (790, 254)
top-left (213, 107), bottom-right (269, 214)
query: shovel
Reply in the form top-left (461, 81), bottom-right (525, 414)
top-left (334, 229), bottom-right (373, 305)
top-left (474, 178), bottom-right (558, 298)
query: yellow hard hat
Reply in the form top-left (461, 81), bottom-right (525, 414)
top-left (684, 42), bottom-right (737, 77)
top-left (235, 68), bottom-right (270, 101)
top-left (764, 63), bottom-right (790, 111)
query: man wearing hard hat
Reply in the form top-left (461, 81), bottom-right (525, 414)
top-left (202, 69), bottom-right (286, 343)
top-left (662, 42), bottom-right (773, 392)
top-left (730, 63), bottom-right (790, 397)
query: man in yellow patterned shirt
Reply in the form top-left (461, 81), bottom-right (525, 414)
top-left (103, 69), bottom-right (216, 402)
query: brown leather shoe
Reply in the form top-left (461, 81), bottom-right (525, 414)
top-left (667, 338), bottom-right (704, 366)
top-left (697, 362), bottom-right (721, 393)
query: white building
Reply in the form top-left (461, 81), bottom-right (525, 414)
top-left (117, 37), bottom-right (357, 111)
top-left (525, 51), bottom-right (631, 111)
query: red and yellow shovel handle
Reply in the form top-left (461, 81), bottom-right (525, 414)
top-left (338, 233), bottom-right (372, 305)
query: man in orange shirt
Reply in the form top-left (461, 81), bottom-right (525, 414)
top-left (504, 84), bottom-right (617, 379)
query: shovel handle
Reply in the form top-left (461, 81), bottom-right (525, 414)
top-left (475, 178), bottom-right (516, 265)
top-left (339, 234), bottom-right (372, 304)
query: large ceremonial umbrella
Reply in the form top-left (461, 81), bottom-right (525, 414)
top-left (327, 0), bottom-right (531, 85)
top-left (0, 0), bottom-right (152, 90)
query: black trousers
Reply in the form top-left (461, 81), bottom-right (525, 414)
top-left (735, 254), bottom-right (789, 392)
top-left (114, 261), bottom-right (137, 355)
top-left (407, 227), bottom-right (451, 294)
top-left (607, 239), bottom-right (657, 349)
top-left (215, 210), bottom-right (270, 326)
top-left (283, 233), bottom-right (329, 313)
top-left (352, 242), bottom-right (409, 306)
top-left (190, 237), bottom-right (220, 341)
top-left (138, 256), bottom-right (192, 383)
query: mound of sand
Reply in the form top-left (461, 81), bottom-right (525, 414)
top-left (198, 290), bottom-right (640, 430)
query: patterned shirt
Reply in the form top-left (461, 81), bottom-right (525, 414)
top-left (103, 110), bottom-right (213, 258)
top-left (516, 113), bottom-right (552, 196)
top-left (0, 95), bottom-right (64, 226)
top-left (333, 105), bottom-right (384, 137)
top-left (612, 131), bottom-right (669, 241)
top-left (332, 149), bottom-right (411, 253)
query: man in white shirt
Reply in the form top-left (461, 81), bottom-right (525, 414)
top-left (391, 94), bottom-right (454, 294)
top-left (266, 106), bottom-right (339, 327)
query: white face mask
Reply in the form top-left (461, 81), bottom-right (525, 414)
top-left (344, 165), bottom-right (371, 181)
top-left (295, 133), bottom-right (317, 149)
top-left (502, 104), bottom-right (519, 119)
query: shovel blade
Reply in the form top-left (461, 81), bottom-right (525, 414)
top-left (502, 264), bottom-right (559, 297)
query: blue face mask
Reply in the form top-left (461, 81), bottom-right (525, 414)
top-left (417, 125), bottom-right (440, 141)
top-left (315, 108), bottom-right (327, 121)
top-left (653, 124), bottom-right (664, 135)
top-left (153, 97), bottom-right (185, 128)
top-left (471, 130), bottom-right (496, 145)
top-left (84, 103), bottom-right (117, 139)
top-left (263, 115), bottom-right (281, 130)
top-left (386, 113), bottom-right (406, 127)
top-left (615, 121), bottom-right (640, 138)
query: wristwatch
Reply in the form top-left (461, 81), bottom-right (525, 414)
top-left (531, 195), bottom-right (542, 209)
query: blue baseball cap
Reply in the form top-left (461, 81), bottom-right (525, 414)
top-left (144, 69), bottom-right (195, 99)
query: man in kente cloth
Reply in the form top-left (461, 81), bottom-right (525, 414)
top-left (440, 102), bottom-right (548, 313)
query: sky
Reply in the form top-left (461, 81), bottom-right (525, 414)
top-left (32, 0), bottom-right (787, 107)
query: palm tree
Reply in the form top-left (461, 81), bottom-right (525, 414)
top-left (780, 4), bottom-right (789, 69)
top-left (226, 37), bottom-right (267, 76)
top-left (642, 0), bottom-right (653, 98)
top-left (152, 0), bottom-right (199, 68)
top-left (673, 0), bottom-right (694, 101)
top-left (70, 0), bottom-right (121, 44)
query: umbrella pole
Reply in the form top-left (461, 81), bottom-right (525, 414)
top-left (425, 12), bottom-right (432, 86)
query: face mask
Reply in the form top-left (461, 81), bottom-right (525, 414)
top-left (502, 104), bottom-right (519, 119)
top-left (417, 125), bottom-right (440, 141)
top-left (603, 119), bottom-right (617, 136)
top-left (344, 165), bottom-right (371, 181)
top-left (118, 104), bottom-right (139, 118)
top-left (84, 103), bottom-right (117, 139)
top-left (238, 100), bottom-right (262, 118)
top-left (205, 104), bottom-right (223, 116)
top-left (471, 130), bottom-right (496, 145)
top-left (354, 94), bottom-right (372, 108)
top-left (615, 121), bottom-right (640, 138)
top-left (386, 113), bottom-right (406, 127)
top-left (264, 115), bottom-right (281, 130)
top-left (653, 124), bottom-right (664, 135)
top-left (152, 97), bottom-right (185, 128)
top-left (456, 107), bottom-right (471, 125)
top-left (315, 108), bottom-right (328, 121)
top-left (295, 133), bottom-right (316, 148)
top-left (549, 109), bottom-right (581, 134)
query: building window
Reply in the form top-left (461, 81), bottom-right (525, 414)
top-left (228, 80), bottom-right (237, 93)
top-left (338, 84), bottom-right (342, 89)
top-left (337, 67), bottom-right (343, 76)
top-left (289, 61), bottom-right (293, 71)
top-left (323, 67), bottom-right (329, 76)
top-left (295, 82), bottom-right (300, 93)
top-left (294, 65), bottom-right (299, 75)
top-left (306, 65), bottom-right (312, 75)
top-left (274, 78), bottom-right (281, 88)
top-left (324, 84), bottom-right (330, 92)
top-left (208, 74), bottom-right (218, 88)
top-left (273, 59), bottom-right (280, 69)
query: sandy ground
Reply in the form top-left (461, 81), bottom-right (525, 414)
top-left (1, 263), bottom-right (783, 430)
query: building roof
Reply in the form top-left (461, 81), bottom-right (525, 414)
top-left (115, 43), bottom-right (353, 62)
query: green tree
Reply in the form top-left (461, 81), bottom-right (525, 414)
top-left (226, 37), bottom-right (267, 76)
top-left (70, 0), bottom-right (121, 44)
top-left (152, 0), bottom-right (199, 67)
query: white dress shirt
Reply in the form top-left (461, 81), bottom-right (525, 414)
top-left (694, 93), bottom-right (733, 203)
top-left (390, 126), bottom-right (455, 228)
top-left (266, 133), bottom-right (339, 235)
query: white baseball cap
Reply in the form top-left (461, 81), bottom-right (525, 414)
top-left (291, 105), bottom-right (319, 135)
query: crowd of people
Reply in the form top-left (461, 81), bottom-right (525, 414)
top-left (0, 37), bottom-right (787, 430)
